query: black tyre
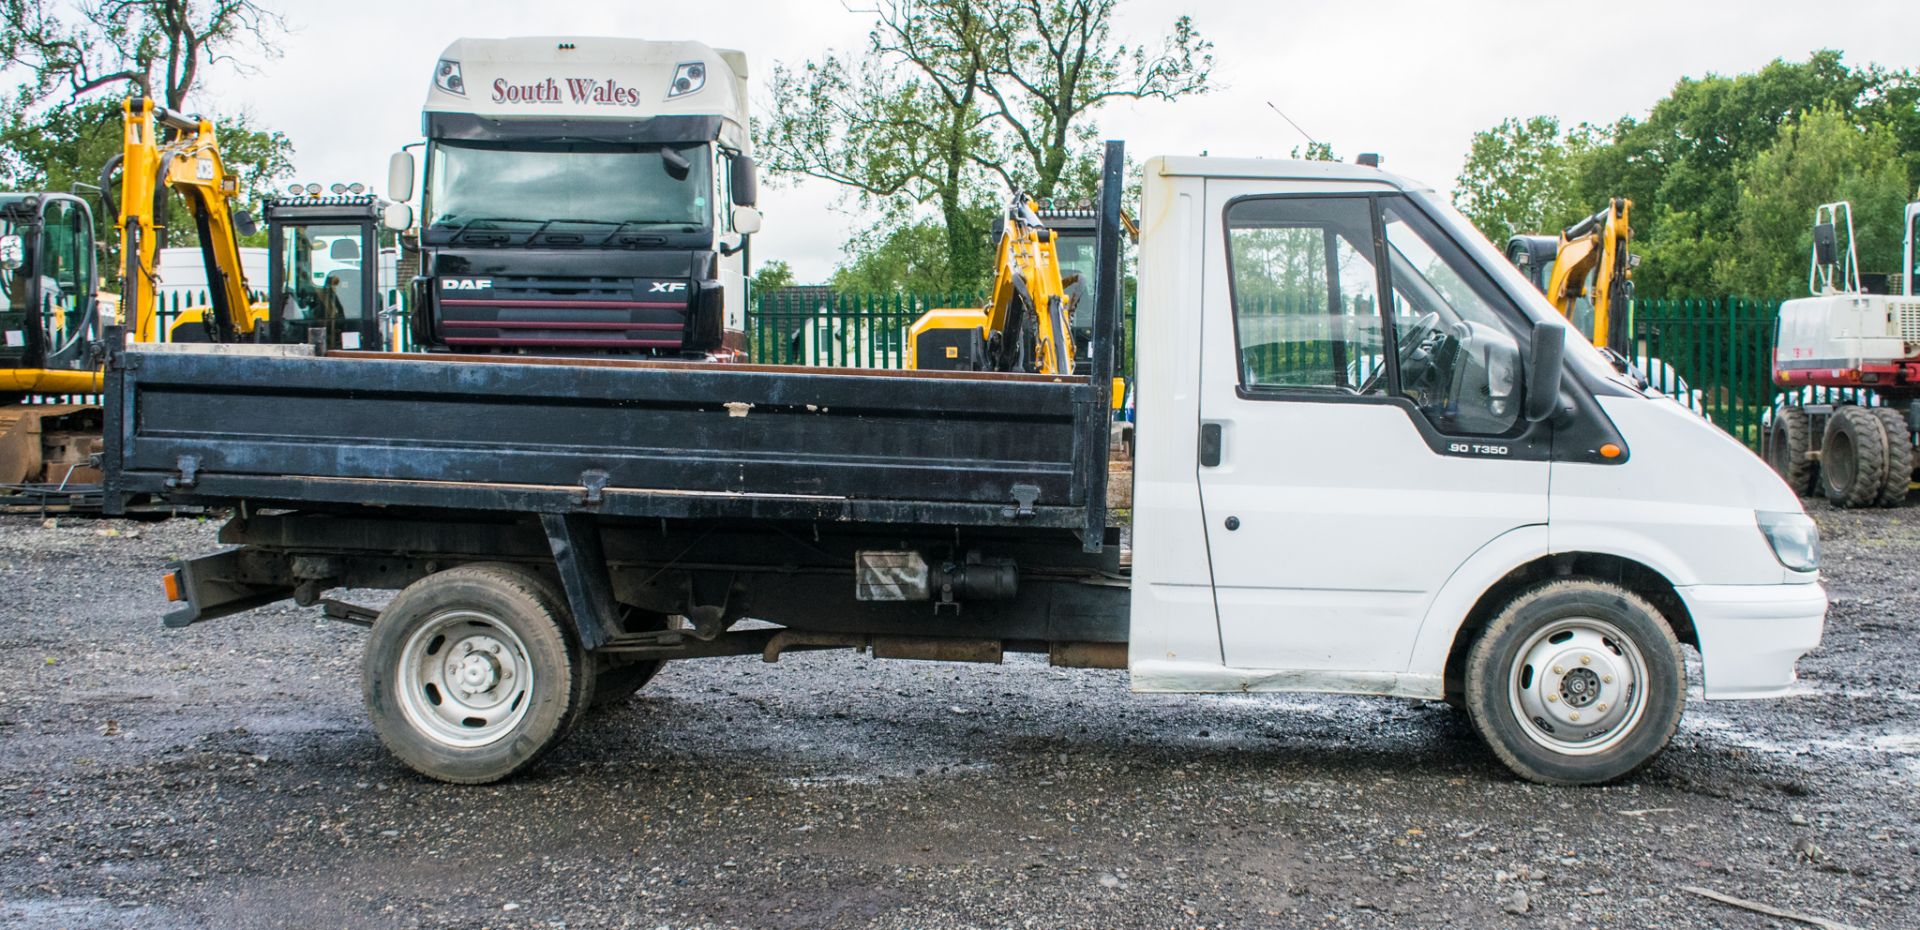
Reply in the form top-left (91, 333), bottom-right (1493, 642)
top-left (1464, 580), bottom-right (1685, 786)
top-left (590, 609), bottom-right (672, 710)
top-left (1820, 406), bottom-right (1888, 508)
top-left (1765, 406), bottom-right (1816, 495)
top-left (1870, 407), bottom-right (1913, 506)
top-left (362, 563), bottom-right (594, 784)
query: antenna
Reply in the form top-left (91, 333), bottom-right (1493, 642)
top-left (1266, 101), bottom-right (1318, 148)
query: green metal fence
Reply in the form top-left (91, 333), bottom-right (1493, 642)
top-left (1634, 297), bottom-right (1873, 450)
top-left (749, 289), bottom-right (1141, 373)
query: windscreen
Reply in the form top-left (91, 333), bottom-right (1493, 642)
top-left (425, 141), bottom-right (712, 237)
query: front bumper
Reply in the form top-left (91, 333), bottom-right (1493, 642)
top-left (1679, 580), bottom-right (1827, 699)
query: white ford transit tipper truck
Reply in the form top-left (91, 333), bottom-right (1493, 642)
top-left (114, 141), bottom-right (1825, 787)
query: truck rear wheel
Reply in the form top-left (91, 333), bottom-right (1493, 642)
top-left (1766, 406), bottom-right (1816, 495)
top-left (1820, 406), bottom-right (1888, 508)
top-left (1464, 580), bottom-right (1684, 786)
top-left (362, 564), bottom-right (594, 784)
top-left (1869, 407), bottom-right (1913, 506)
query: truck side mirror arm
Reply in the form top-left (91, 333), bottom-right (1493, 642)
top-left (1524, 322), bottom-right (1567, 423)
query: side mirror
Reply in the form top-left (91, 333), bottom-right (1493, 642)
top-left (387, 151), bottom-right (416, 203)
top-left (1524, 322), bottom-right (1567, 423)
top-left (0, 234), bottom-right (22, 271)
top-left (234, 210), bottom-right (258, 238)
top-left (733, 205), bottom-right (763, 235)
top-left (730, 154), bottom-right (758, 207)
top-left (1812, 222), bottom-right (1837, 266)
top-left (381, 201), bottom-right (414, 232)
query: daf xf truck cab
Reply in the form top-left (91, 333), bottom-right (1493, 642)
top-left (389, 37), bottom-right (760, 359)
top-left (113, 144), bottom-right (1825, 788)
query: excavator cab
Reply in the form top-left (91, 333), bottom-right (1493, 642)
top-left (265, 196), bottom-right (385, 351)
top-left (1, 193), bottom-right (101, 386)
top-left (1503, 235), bottom-right (1557, 294)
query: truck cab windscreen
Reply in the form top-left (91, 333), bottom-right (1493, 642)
top-left (425, 141), bottom-right (711, 246)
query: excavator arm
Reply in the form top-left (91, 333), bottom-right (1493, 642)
top-left (911, 197), bottom-right (1077, 375)
top-left (112, 96), bottom-right (259, 344)
top-left (1540, 198), bottom-right (1635, 355)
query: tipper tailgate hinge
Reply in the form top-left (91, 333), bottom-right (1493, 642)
top-left (165, 455), bottom-right (201, 490)
top-left (1003, 483), bottom-right (1040, 519)
top-left (577, 469), bottom-right (610, 506)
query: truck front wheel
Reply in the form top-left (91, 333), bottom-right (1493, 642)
top-left (362, 564), bottom-right (594, 784)
top-left (1464, 580), bottom-right (1684, 785)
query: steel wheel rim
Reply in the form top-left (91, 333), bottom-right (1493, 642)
top-left (396, 609), bottom-right (535, 749)
top-left (1507, 616), bottom-right (1650, 756)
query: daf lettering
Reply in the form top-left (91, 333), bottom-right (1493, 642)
top-left (442, 279), bottom-right (493, 291)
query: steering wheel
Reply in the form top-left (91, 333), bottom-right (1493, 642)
top-left (1357, 311), bottom-right (1441, 395)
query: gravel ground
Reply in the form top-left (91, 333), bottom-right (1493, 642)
top-left (0, 503), bottom-right (1915, 930)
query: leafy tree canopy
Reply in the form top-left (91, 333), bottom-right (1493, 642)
top-left (1456, 50), bottom-right (1920, 297)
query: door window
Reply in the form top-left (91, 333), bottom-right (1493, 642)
top-left (37, 200), bottom-right (89, 347)
top-left (279, 223), bottom-right (367, 325)
top-left (1224, 197), bottom-right (1384, 392)
top-left (1381, 200), bottom-right (1524, 435)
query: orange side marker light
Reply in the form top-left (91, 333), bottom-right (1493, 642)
top-left (162, 571), bottom-right (184, 602)
top-left (1599, 443), bottom-right (1622, 459)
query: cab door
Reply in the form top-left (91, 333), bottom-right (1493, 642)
top-left (1195, 181), bottom-right (1548, 673)
top-left (270, 216), bottom-right (383, 351)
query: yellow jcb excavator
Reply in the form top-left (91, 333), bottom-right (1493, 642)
top-left (1505, 198), bottom-right (1636, 356)
top-left (908, 196), bottom-right (1078, 375)
top-left (1, 96), bottom-right (266, 498)
top-left (106, 96), bottom-right (263, 344)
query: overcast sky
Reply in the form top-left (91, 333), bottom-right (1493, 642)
top-left (119, 0), bottom-right (1920, 281)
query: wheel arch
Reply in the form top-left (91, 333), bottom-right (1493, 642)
top-left (1438, 552), bottom-right (1697, 703)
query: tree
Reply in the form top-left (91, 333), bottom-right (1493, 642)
top-left (1, 0), bottom-right (295, 256)
top-left (751, 259), bottom-right (797, 292)
top-left (1453, 116), bottom-right (1597, 244)
top-left (975, 0), bottom-right (1211, 198)
top-left (760, 2), bottom-right (1001, 289)
top-left (1460, 51), bottom-right (1920, 296)
top-left (1719, 107), bottom-right (1912, 297)
top-left (760, 0), bottom-right (1211, 292)
top-left (3, 0), bottom-right (284, 111)
top-left (1569, 50), bottom-right (1915, 296)
top-left (829, 205), bottom-right (997, 294)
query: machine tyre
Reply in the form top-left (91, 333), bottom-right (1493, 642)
top-left (1820, 406), bottom-right (1888, 508)
top-left (1464, 580), bottom-right (1685, 786)
top-left (362, 563), bottom-right (593, 784)
top-left (1869, 407), bottom-right (1913, 506)
top-left (1765, 406), bottom-right (1816, 496)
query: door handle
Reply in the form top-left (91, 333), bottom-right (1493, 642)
top-left (1199, 422), bottom-right (1223, 467)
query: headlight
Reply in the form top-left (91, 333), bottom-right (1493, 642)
top-left (668, 61), bottom-right (706, 98)
top-left (1756, 510), bottom-right (1819, 572)
top-left (434, 59), bottom-right (465, 96)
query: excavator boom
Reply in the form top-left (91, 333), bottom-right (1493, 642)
top-left (910, 197), bottom-right (1077, 375)
top-left (1507, 199), bottom-right (1635, 356)
top-left (114, 96), bottom-right (259, 344)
